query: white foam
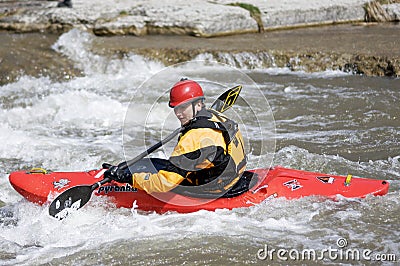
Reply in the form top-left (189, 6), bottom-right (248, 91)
top-left (52, 29), bottom-right (164, 79)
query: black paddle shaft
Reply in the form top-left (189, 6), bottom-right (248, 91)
top-left (117, 127), bottom-right (182, 172)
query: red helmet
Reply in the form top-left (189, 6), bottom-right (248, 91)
top-left (169, 79), bottom-right (204, 108)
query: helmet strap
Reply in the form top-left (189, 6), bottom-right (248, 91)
top-left (191, 99), bottom-right (204, 119)
top-left (191, 102), bottom-right (196, 118)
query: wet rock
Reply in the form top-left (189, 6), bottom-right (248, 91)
top-left (89, 24), bottom-right (400, 77)
top-left (385, 3), bottom-right (400, 20)
top-left (93, 15), bottom-right (147, 36)
top-left (365, 1), bottom-right (400, 22)
top-left (94, 47), bottom-right (399, 77)
top-left (0, 0), bottom-right (259, 37)
top-left (215, 0), bottom-right (372, 30)
top-left (365, 1), bottom-right (393, 22)
top-left (94, 1), bottom-right (258, 37)
top-left (2, 0), bottom-right (399, 37)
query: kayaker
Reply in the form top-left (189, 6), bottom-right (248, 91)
top-left (104, 78), bottom-right (247, 197)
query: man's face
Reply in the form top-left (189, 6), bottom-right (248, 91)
top-left (174, 101), bottom-right (201, 126)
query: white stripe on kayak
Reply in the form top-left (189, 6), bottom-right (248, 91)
top-left (94, 169), bottom-right (107, 179)
top-left (252, 184), bottom-right (268, 194)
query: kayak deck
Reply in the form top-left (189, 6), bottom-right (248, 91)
top-left (8, 166), bottom-right (389, 213)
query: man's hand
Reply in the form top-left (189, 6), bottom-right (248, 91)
top-left (103, 165), bottom-right (133, 184)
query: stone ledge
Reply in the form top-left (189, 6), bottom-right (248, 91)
top-left (0, 0), bottom-right (399, 37)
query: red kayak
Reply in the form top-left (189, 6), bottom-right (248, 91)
top-left (8, 165), bottom-right (389, 213)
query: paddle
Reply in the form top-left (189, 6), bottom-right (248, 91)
top-left (49, 85), bottom-right (242, 219)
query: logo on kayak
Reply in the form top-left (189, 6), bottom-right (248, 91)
top-left (53, 179), bottom-right (71, 190)
top-left (316, 176), bottom-right (335, 184)
top-left (283, 179), bottom-right (302, 191)
top-left (97, 184), bottom-right (138, 194)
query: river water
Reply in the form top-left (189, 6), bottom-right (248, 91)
top-left (0, 29), bottom-right (399, 265)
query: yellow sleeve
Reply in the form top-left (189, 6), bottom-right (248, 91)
top-left (130, 128), bottom-right (226, 193)
top-left (131, 170), bottom-right (185, 194)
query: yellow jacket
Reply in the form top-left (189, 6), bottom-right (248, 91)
top-left (130, 109), bottom-right (246, 196)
